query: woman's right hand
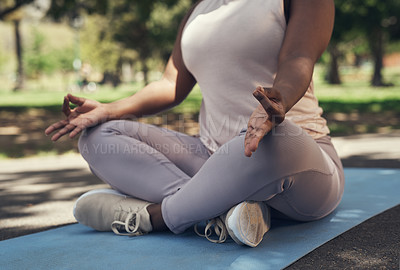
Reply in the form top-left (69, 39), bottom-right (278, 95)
top-left (45, 94), bottom-right (110, 141)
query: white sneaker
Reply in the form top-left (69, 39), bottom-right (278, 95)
top-left (73, 189), bottom-right (153, 236)
top-left (195, 201), bottom-right (270, 247)
top-left (194, 217), bottom-right (228, 244)
top-left (225, 201), bottom-right (270, 247)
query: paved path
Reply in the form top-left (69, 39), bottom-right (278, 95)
top-left (0, 154), bottom-right (108, 240)
top-left (332, 131), bottom-right (400, 168)
top-left (1, 132), bottom-right (399, 269)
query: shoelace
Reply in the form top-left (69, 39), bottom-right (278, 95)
top-left (194, 217), bottom-right (227, 244)
top-left (111, 208), bottom-right (145, 236)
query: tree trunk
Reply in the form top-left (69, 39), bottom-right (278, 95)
top-left (353, 53), bottom-right (362, 68)
top-left (369, 28), bottom-right (385, 87)
top-left (100, 71), bottom-right (121, 87)
top-left (13, 19), bottom-right (24, 91)
top-left (142, 59), bottom-right (149, 85)
top-left (326, 43), bottom-right (341, 85)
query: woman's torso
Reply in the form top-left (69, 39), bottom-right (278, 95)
top-left (181, 0), bottom-right (329, 152)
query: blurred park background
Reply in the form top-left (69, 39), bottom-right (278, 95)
top-left (0, 0), bottom-right (400, 159)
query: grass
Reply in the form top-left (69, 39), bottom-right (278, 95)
top-left (0, 83), bottom-right (138, 109)
top-left (0, 79), bottom-right (204, 114)
top-left (314, 65), bottom-right (400, 113)
top-left (1, 65), bottom-right (400, 114)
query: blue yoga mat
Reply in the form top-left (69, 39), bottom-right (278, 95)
top-left (1, 168), bottom-right (399, 270)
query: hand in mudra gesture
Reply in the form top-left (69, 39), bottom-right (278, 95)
top-left (244, 86), bottom-right (285, 157)
top-left (45, 94), bottom-right (109, 141)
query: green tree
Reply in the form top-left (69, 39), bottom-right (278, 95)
top-left (108, 0), bottom-right (192, 84)
top-left (332, 0), bottom-right (400, 86)
top-left (24, 26), bottom-right (74, 78)
top-left (47, 0), bottom-right (108, 21)
top-left (326, 1), bottom-right (351, 84)
top-left (0, 0), bottom-right (35, 90)
top-left (80, 14), bottom-right (125, 86)
top-left (359, 0), bottom-right (400, 86)
top-left (1, 0), bottom-right (51, 90)
top-left (327, 1), bottom-right (368, 84)
top-left (46, 0), bottom-right (194, 85)
top-left (24, 27), bottom-right (50, 78)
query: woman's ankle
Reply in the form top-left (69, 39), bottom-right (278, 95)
top-left (147, 204), bottom-right (168, 232)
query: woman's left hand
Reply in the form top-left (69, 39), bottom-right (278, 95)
top-left (244, 86), bottom-right (285, 157)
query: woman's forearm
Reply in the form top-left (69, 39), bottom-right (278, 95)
top-left (105, 78), bottom-right (181, 120)
top-left (272, 0), bottom-right (334, 113)
top-left (272, 55), bottom-right (315, 113)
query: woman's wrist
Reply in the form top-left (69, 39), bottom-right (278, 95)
top-left (102, 103), bottom-right (118, 121)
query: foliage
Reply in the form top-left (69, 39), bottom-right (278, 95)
top-left (3, 0), bottom-right (400, 90)
top-left (24, 27), bottom-right (52, 78)
top-left (80, 14), bottom-right (124, 73)
top-left (387, 41), bottom-right (400, 54)
top-left (0, 0), bottom-right (35, 20)
top-left (331, 0), bottom-right (400, 85)
top-left (24, 27), bottom-right (75, 78)
top-left (46, 0), bottom-right (195, 83)
top-left (107, 0), bottom-right (192, 82)
top-left (76, 0), bottom-right (193, 83)
top-left (47, 0), bottom-right (108, 22)
top-left (0, 45), bottom-right (9, 71)
top-left (52, 47), bottom-right (75, 72)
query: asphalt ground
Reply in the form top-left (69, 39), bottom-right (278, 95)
top-left (0, 132), bottom-right (399, 269)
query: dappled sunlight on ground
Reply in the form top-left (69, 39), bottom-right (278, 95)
top-left (331, 132), bottom-right (400, 168)
top-left (325, 110), bottom-right (400, 135)
top-left (0, 108), bottom-right (200, 158)
top-left (0, 155), bottom-right (108, 240)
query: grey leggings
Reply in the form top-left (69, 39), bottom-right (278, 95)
top-left (78, 119), bottom-right (344, 234)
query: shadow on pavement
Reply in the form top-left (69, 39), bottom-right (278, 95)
top-left (342, 156), bottom-right (400, 168)
top-left (0, 167), bottom-right (108, 241)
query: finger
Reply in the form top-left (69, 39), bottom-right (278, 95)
top-left (51, 131), bottom-right (66, 141)
top-left (50, 123), bottom-right (76, 141)
top-left (69, 125), bottom-right (84, 139)
top-left (244, 137), bottom-right (259, 157)
top-left (244, 131), bottom-right (260, 157)
top-left (45, 119), bottom-right (69, 135)
top-left (262, 87), bottom-right (282, 100)
top-left (67, 94), bottom-right (86, 106)
top-left (244, 137), bottom-right (253, 157)
top-left (244, 121), bottom-right (261, 156)
top-left (253, 87), bottom-right (284, 124)
top-left (244, 147), bottom-right (252, 157)
top-left (248, 134), bottom-right (260, 151)
top-left (62, 96), bottom-right (71, 117)
top-left (51, 132), bottom-right (64, 142)
top-left (253, 87), bottom-right (275, 113)
top-left (244, 120), bottom-right (273, 157)
top-left (45, 125), bottom-right (55, 136)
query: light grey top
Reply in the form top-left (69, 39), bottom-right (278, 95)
top-left (182, 0), bottom-right (329, 152)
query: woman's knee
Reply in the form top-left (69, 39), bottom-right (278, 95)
top-left (78, 120), bottom-right (122, 160)
top-left (266, 167), bottom-right (342, 222)
top-left (257, 120), bottom-right (329, 171)
top-left (78, 124), bottom-right (102, 161)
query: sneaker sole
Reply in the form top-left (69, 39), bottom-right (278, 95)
top-left (226, 201), bottom-right (270, 247)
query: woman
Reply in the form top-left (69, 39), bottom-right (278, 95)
top-left (45, 0), bottom-right (344, 248)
